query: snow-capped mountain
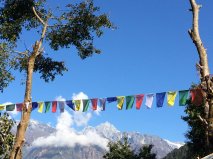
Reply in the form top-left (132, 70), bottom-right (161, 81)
top-left (12, 121), bottom-right (184, 159)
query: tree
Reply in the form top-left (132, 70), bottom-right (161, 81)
top-left (0, 0), bottom-right (113, 158)
top-left (182, 86), bottom-right (207, 158)
top-left (137, 145), bottom-right (156, 159)
top-left (188, 0), bottom-right (213, 154)
top-left (0, 113), bottom-right (16, 159)
top-left (103, 137), bottom-right (156, 159)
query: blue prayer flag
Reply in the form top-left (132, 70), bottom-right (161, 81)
top-left (66, 100), bottom-right (75, 111)
top-left (156, 92), bottom-right (166, 107)
top-left (107, 97), bottom-right (117, 103)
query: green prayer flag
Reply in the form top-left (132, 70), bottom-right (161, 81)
top-left (126, 96), bottom-right (135, 110)
top-left (6, 104), bottom-right (15, 111)
top-left (82, 99), bottom-right (90, 112)
top-left (45, 101), bottom-right (51, 113)
top-left (179, 90), bottom-right (189, 106)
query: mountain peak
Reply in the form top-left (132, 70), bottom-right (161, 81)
top-left (96, 121), bottom-right (119, 133)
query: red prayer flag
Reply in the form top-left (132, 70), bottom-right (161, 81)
top-left (16, 103), bottom-right (23, 112)
top-left (190, 89), bottom-right (204, 106)
top-left (136, 94), bottom-right (144, 109)
top-left (52, 101), bottom-right (57, 113)
top-left (91, 98), bottom-right (98, 110)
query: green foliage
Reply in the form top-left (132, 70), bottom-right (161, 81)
top-left (0, 0), bottom-right (46, 42)
top-left (0, 43), bottom-right (16, 92)
top-left (103, 137), bottom-right (156, 159)
top-left (137, 145), bottom-right (156, 159)
top-left (182, 85), bottom-right (208, 158)
top-left (0, 0), bottom-right (113, 91)
top-left (0, 112), bottom-right (15, 159)
top-left (46, 0), bottom-right (114, 59)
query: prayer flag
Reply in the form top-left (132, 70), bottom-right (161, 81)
top-left (74, 100), bottom-right (81, 111)
top-left (82, 99), bottom-right (90, 112)
top-left (66, 100), bottom-right (75, 111)
top-left (38, 102), bottom-right (44, 113)
top-left (126, 96), bottom-right (135, 110)
top-left (44, 102), bottom-right (51, 113)
top-left (16, 103), bottom-right (23, 112)
top-left (0, 105), bottom-right (5, 111)
top-left (91, 98), bottom-right (98, 110)
top-left (135, 94), bottom-right (144, 110)
top-left (190, 89), bottom-right (204, 106)
top-left (107, 97), bottom-right (117, 103)
top-left (32, 102), bottom-right (38, 110)
top-left (52, 101), bottom-right (57, 113)
top-left (58, 101), bottom-right (65, 113)
top-left (156, 92), bottom-right (166, 107)
top-left (117, 96), bottom-right (125, 110)
top-left (6, 104), bottom-right (15, 111)
top-left (167, 91), bottom-right (177, 106)
top-left (179, 90), bottom-right (189, 106)
top-left (145, 94), bottom-right (154, 108)
top-left (99, 98), bottom-right (106, 111)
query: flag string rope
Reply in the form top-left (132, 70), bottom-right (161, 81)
top-left (0, 88), bottom-right (204, 113)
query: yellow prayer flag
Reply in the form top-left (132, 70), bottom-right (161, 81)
top-left (167, 91), bottom-right (177, 106)
top-left (74, 100), bottom-right (81, 111)
top-left (117, 96), bottom-right (125, 110)
top-left (0, 105), bottom-right (5, 111)
top-left (38, 102), bottom-right (44, 113)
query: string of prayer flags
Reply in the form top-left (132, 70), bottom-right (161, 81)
top-left (16, 103), bottom-right (23, 111)
top-left (1, 88), bottom-right (202, 114)
top-left (45, 102), bottom-right (51, 113)
top-left (91, 98), bottom-right (98, 110)
top-left (126, 96), bottom-right (135, 110)
top-left (58, 101), bottom-right (65, 113)
top-left (74, 100), bottom-right (81, 111)
top-left (107, 97), bottom-right (117, 103)
top-left (190, 89), bottom-right (204, 106)
top-left (99, 98), bottom-right (106, 111)
top-left (83, 99), bottom-right (90, 112)
top-left (117, 96), bottom-right (125, 110)
top-left (38, 102), bottom-right (44, 113)
top-left (167, 91), bottom-right (177, 106)
top-left (135, 94), bottom-right (144, 110)
top-left (52, 101), bottom-right (57, 113)
top-left (179, 90), bottom-right (189, 106)
top-left (145, 94), bottom-right (154, 108)
top-left (66, 100), bottom-right (75, 111)
top-left (6, 104), bottom-right (15, 111)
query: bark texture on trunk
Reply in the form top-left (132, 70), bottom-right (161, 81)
top-left (189, 0), bottom-right (213, 153)
top-left (9, 22), bottom-right (47, 159)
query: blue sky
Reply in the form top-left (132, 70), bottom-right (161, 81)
top-left (1, 0), bottom-right (213, 142)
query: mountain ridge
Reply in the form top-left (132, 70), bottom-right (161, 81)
top-left (17, 120), bottom-right (184, 159)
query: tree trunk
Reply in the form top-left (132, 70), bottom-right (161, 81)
top-left (189, 0), bottom-right (213, 154)
top-left (9, 20), bottom-right (47, 158)
top-left (9, 46), bottom-right (39, 159)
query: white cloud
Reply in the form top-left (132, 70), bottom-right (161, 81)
top-left (55, 96), bottom-right (66, 101)
top-left (71, 92), bottom-right (92, 127)
top-left (32, 92), bottom-right (107, 149)
top-left (32, 110), bottom-right (108, 149)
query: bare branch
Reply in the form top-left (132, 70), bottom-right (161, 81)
top-left (198, 115), bottom-right (208, 125)
top-left (32, 7), bottom-right (46, 26)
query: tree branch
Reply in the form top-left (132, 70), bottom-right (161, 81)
top-left (32, 7), bottom-right (46, 26)
top-left (198, 115), bottom-right (208, 125)
top-left (189, 0), bottom-right (210, 77)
